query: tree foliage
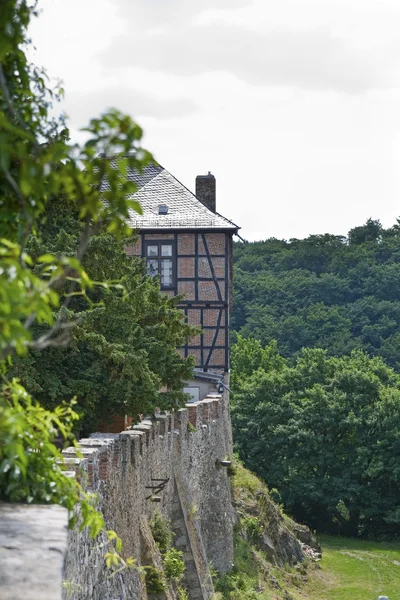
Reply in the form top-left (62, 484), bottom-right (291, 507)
top-left (7, 197), bottom-right (195, 432)
top-left (0, 0), bottom-right (152, 362)
top-left (233, 220), bottom-right (400, 369)
top-left (231, 337), bottom-right (400, 537)
top-left (0, 0), bottom-right (194, 523)
top-left (0, 379), bottom-right (104, 536)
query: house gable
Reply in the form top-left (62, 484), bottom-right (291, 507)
top-left (123, 162), bottom-right (238, 375)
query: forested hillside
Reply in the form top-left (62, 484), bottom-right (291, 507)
top-left (231, 218), bottom-right (400, 538)
top-left (231, 338), bottom-right (400, 537)
top-left (232, 218), bottom-right (400, 368)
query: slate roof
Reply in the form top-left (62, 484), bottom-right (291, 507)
top-left (105, 160), bottom-right (239, 231)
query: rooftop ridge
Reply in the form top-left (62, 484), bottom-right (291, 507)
top-left (100, 156), bottom-right (239, 231)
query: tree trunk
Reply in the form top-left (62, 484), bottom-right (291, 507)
top-left (345, 506), bottom-right (360, 537)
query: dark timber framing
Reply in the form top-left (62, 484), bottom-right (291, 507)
top-left (140, 229), bottom-right (232, 373)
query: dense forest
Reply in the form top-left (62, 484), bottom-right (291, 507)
top-left (231, 218), bottom-right (400, 537)
top-left (231, 337), bottom-right (400, 537)
top-left (232, 218), bottom-right (400, 369)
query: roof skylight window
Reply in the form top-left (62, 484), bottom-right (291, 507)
top-left (158, 204), bottom-right (169, 215)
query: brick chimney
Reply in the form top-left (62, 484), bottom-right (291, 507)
top-left (196, 172), bottom-right (216, 213)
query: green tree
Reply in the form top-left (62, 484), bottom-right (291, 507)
top-left (349, 218), bottom-right (383, 245)
top-left (233, 217), bottom-right (400, 367)
top-left (7, 197), bottom-right (195, 432)
top-left (0, 0), bottom-right (193, 518)
top-left (231, 341), bottom-right (400, 537)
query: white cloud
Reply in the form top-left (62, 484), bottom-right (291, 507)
top-left (30, 0), bottom-right (400, 240)
top-left (98, 0), bottom-right (400, 93)
top-left (66, 87), bottom-right (196, 124)
top-left (100, 24), bottom-right (393, 93)
top-left (110, 0), bottom-right (251, 26)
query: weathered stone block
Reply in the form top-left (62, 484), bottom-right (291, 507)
top-left (0, 504), bottom-right (68, 600)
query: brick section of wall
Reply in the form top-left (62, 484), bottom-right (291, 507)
top-left (62, 392), bottom-right (234, 600)
top-left (197, 237), bottom-right (206, 255)
top-left (211, 256), bottom-right (225, 278)
top-left (178, 234), bottom-right (195, 255)
top-left (203, 328), bottom-right (225, 347)
top-left (189, 333), bottom-right (202, 346)
top-left (198, 281), bottom-right (219, 301)
top-left (204, 233), bottom-right (225, 255)
top-left (178, 280), bottom-right (195, 300)
top-left (198, 257), bottom-right (212, 278)
top-left (97, 414), bottom-right (132, 434)
top-left (208, 348), bottom-right (225, 367)
top-left (187, 309), bottom-right (201, 326)
top-left (125, 238), bottom-right (142, 256)
top-left (203, 309), bottom-right (225, 327)
top-left (178, 257), bottom-right (195, 278)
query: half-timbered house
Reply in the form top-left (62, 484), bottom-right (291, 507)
top-left (121, 162), bottom-right (239, 401)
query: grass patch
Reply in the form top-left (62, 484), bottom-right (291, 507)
top-left (213, 530), bottom-right (272, 599)
top-left (295, 535), bottom-right (400, 600)
top-left (227, 461), bottom-right (400, 599)
top-left (232, 462), bottom-right (265, 496)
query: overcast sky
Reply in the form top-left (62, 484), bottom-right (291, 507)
top-left (30, 0), bottom-right (400, 241)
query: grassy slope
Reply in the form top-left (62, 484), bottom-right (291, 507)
top-left (214, 463), bottom-right (400, 600)
top-left (296, 535), bottom-right (400, 600)
top-left (213, 463), bottom-right (313, 600)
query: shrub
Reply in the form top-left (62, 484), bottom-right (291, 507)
top-left (243, 516), bottom-right (263, 541)
top-left (177, 585), bottom-right (189, 600)
top-left (149, 510), bottom-right (174, 554)
top-left (145, 566), bottom-right (165, 594)
top-left (149, 510), bottom-right (186, 585)
top-left (163, 548), bottom-right (186, 582)
top-left (232, 461), bottom-right (263, 496)
top-left (0, 381), bottom-right (81, 513)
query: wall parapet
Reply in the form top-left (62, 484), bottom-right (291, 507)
top-left (62, 394), bottom-right (224, 492)
top-left (62, 391), bottom-right (234, 600)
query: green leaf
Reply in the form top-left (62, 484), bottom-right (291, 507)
top-left (37, 254), bottom-right (57, 264)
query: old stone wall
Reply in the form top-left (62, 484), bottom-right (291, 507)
top-left (0, 504), bottom-right (68, 600)
top-left (62, 391), bottom-right (234, 600)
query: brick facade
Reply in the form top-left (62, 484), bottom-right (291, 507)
top-left (130, 230), bottom-right (232, 372)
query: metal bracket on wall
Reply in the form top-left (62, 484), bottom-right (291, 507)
top-left (145, 477), bottom-right (170, 500)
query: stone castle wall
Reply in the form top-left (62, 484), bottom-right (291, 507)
top-left (62, 391), bottom-right (234, 600)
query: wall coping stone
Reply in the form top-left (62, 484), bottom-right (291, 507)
top-left (63, 446), bottom-right (99, 456)
top-left (0, 504), bottom-right (68, 600)
top-left (79, 438), bottom-right (114, 447)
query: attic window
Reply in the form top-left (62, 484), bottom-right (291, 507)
top-left (158, 204), bottom-right (169, 215)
